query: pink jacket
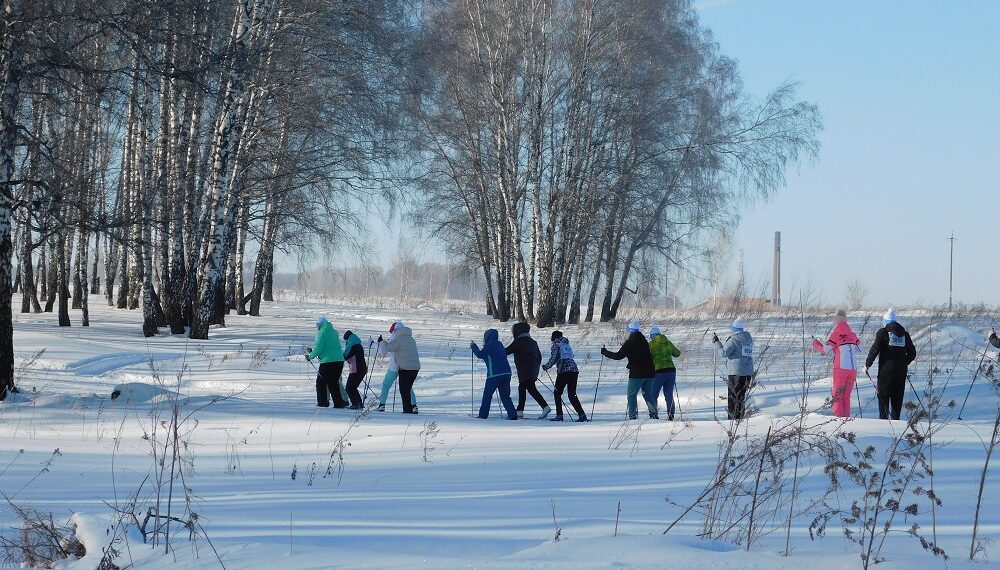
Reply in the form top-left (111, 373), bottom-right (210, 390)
top-left (812, 321), bottom-right (861, 371)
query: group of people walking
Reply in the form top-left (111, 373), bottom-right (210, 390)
top-left (307, 306), bottom-right (921, 422)
top-left (307, 317), bottom-right (421, 414)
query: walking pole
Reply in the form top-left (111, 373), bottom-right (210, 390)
top-left (855, 377), bottom-right (864, 418)
top-left (591, 353), bottom-right (604, 420)
top-left (363, 338), bottom-right (377, 399)
top-left (865, 369), bottom-right (878, 417)
top-left (959, 337), bottom-right (993, 420)
top-left (544, 368), bottom-right (576, 421)
top-left (712, 337), bottom-right (718, 421)
top-left (673, 369), bottom-right (682, 419)
top-left (471, 352), bottom-right (475, 417)
top-left (854, 315), bottom-right (872, 418)
top-left (907, 376), bottom-right (925, 410)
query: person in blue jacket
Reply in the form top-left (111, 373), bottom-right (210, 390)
top-left (470, 329), bottom-right (519, 420)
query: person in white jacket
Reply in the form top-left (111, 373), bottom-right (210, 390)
top-left (377, 321), bottom-right (416, 412)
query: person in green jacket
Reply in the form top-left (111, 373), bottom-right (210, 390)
top-left (648, 325), bottom-right (681, 420)
top-left (306, 316), bottom-right (348, 408)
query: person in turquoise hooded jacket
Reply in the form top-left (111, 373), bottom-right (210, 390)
top-left (307, 316), bottom-right (348, 408)
top-left (470, 329), bottom-right (518, 420)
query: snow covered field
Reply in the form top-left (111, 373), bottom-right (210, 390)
top-left (3, 300), bottom-right (1000, 569)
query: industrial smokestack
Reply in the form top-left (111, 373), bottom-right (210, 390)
top-left (773, 231), bottom-right (781, 307)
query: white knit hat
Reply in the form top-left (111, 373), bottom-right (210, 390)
top-left (883, 308), bottom-right (897, 324)
top-left (627, 319), bottom-right (641, 332)
top-left (731, 317), bottom-right (746, 331)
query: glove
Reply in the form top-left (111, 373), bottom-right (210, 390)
top-left (542, 364), bottom-right (550, 372)
top-left (469, 341), bottom-right (477, 351)
top-left (377, 335), bottom-right (384, 343)
top-left (712, 334), bottom-right (720, 344)
top-left (990, 328), bottom-right (997, 339)
top-left (863, 366), bottom-right (869, 376)
top-left (306, 354), bottom-right (311, 362)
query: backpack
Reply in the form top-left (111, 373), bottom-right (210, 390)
top-left (559, 340), bottom-right (575, 361)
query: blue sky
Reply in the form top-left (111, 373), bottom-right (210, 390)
top-left (310, 1), bottom-right (998, 309)
top-left (695, 0), bottom-right (1000, 307)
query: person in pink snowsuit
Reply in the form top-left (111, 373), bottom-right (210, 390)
top-left (812, 310), bottom-right (861, 418)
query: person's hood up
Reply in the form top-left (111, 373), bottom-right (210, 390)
top-left (394, 325), bottom-right (413, 338)
top-left (830, 321), bottom-right (859, 345)
top-left (344, 332), bottom-right (362, 352)
top-left (885, 321), bottom-right (907, 336)
top-left (484, 329), bottom-right (499, 344)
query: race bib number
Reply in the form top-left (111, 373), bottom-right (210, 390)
top-left (888, 333), bottom-right (906, 348)
top-left (742, 344), bottom-right (753, 358)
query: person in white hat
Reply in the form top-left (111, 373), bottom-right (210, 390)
top-left (864, 308), bottom-right (916, 420)
top-left (713, 317), bottom-right (754, 420)
top-left (601, 319), bottom-right (658, 420)
top-left (648, 325), bottom-right (681, 420)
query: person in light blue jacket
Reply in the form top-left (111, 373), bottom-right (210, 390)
top-left (470, 329), bottom-right (518, 420)
top-left (713, 317), bottom-right (754, 420)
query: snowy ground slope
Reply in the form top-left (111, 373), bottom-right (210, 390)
top-left (2, 300), bottom-right (1000, 569)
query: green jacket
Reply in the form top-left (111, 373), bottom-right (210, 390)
top-left (308, 321), bottom-right (344, 363)
top-left (649, 334), bottom-right (680, 371)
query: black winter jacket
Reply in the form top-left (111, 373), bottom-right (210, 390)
top-left (865, 322), bottom-right (916, 382)
top-left (505, 323), bottom-right (542, 382)
top-left (601, 332), bottom-right (656, 379)
top-left (345, 342), bottom-right (368, 376)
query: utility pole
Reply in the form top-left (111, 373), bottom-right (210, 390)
top-left (772, 231), bottom-right (781, 307)
top-left (948, 232), bottom-right (957, 311)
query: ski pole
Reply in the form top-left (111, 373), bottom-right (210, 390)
top-left (855, 376), bottom-right (864, 418)
top-left (712, 335), bottom-right (718, 421)
top-left (363, 339), bottom-right (376, 399)
top-left (471, 352), bottom-right (475, 417)
top-left (673, 370), bottom-right (681, 419)
top-left (854, 315), bottom-right (872, 418)
top-left (959, 336), bottom-right (993, 420)
top-left (907, 376), bottom-right (924, 410)
top-left (591, 353), bottom-right (604, 420)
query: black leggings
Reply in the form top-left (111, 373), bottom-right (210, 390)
top-left (877, 373), bottom-right (906, 420)
top-left (517, 380), bottom-right (548, 411)
top-left (553, 372), bottom-right (586, 419)
top-left (346, 372), bottom-right (366, 406)
top-left (316, 361), bottom-right (347, 407)
top-left (727, 375), bottom-right (751, 420)
top-left (398, 369), bottom-right (419, 413)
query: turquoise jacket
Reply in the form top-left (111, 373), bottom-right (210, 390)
top-left (308, 321), bottom-right (344, 363)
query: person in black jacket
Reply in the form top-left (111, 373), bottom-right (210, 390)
top-left (864, 309), bottom-right (917, 420)
top-left (601, 319), bottom-right (658, 420)
top-left (342, 331), bottom-right (369, 409)
top-left (505, 323), bottom-right (552, 419)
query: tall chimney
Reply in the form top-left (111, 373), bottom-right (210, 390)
top-left (773, 231), bottom-right (781, 307)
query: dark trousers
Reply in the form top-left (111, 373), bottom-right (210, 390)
top-left (877, 373), bottom-right (906, 420)
top-left (517, 379), bottom-right (548, 411)
top-left (316, 361), bottom-right (347, 407)
top-left (651, 369), bottom-right (677, 417)
top-left (398, 369), bottom-right (419, 413)
top-left (479, 375), bottom-right (518, 419)
top-left (727, 375), bottom-right (752, 420)
top-left (554, 372), bottom-right (586, 419)
top-left (346, 372), bottom-right (366, 406)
